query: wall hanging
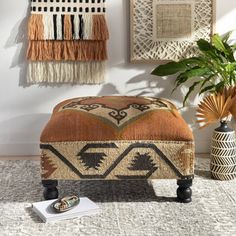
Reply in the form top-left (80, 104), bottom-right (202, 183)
top-left (27, 0), bottom-right (109, 84)
top-left (130, 0), bottom-right (216, 62)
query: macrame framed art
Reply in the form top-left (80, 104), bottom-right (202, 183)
top-left (27, 0), bottom-right (109, 84)
top-left (130, 0), bottom-right (216, 62)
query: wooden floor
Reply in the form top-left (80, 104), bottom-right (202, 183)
top-left (0, 154), bottom-right (210, 160)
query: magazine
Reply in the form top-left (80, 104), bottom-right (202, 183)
top-left (32, 197), bottom-right (99, 223)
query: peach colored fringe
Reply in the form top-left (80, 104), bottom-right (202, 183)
top-left (28, 15), bottom-right (44, 40)
top-left (92, 15), bottom-right (109, 40)
top-left (28, 14), bottom-right (109, 40)
top-left (27, 61), bottom-right (106, 84)
top-left (64, 15), bottom-right (72, 40)
top-left (27, 40), bottom-right (108, 61)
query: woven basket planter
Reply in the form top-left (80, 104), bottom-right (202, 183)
top-left (210, 122), bottom-right (236, 181)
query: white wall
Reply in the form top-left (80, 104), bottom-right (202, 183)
top-left (0, 0), bottom-right (236, 155)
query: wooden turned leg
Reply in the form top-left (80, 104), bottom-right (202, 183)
top-left (42, 180), bottom-right (59, 200)
top-left (177, 179), bottom-right (192, 203)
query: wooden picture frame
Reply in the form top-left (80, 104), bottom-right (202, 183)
top-left (130, 0), bottom-right (216, 63)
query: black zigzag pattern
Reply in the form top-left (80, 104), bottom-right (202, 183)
top-left (211, 155), bottom-right (236, 165)
top-left (210, 131), bottom-right (236, 180)
top-left (40, 143), bottom-right (193, 179)
top-left (211, 140), bottom-right (236, 148)
top-left (213, 132), bottom-right (235, 141)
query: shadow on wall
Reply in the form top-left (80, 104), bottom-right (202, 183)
top-left (4, 1), bottom-right (31, 87)
top-left (5, 3), bottom-right (77, 88)
top-left (97, 83), bottom-right (119, 96)
top-left (95, 0), bottom-right (215, 153)
top-left (99, 0), bottom-right (193, 100)
top-left (125, 67), bottom-right (217, 153)
top-left (0, 114), bottom-right (51, 155)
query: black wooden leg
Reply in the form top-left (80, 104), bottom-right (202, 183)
top-left (177, 179), bottom-right (192, 203)
top-left (42, 180), bottom-right (59, 200)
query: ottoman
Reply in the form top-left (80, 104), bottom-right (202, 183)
top-left (40, 96), bottom-right (195, 203)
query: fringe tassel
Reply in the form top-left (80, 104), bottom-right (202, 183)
top-left (92, 15), bottom-right (109, 40)
top-left (64, 15), bottom-right (72, 40)
top-left (73, 15), bottom-right (80, 39)
top-left (42, 14), bottom-right (54, 40)
top-left (83, 14), bottom-right (93, 39)
top-left (27, 40), bottom-right (107, 61)
top-left (56, 14), bottom-right (63, 40)
top-left (28, 14), bottom-right (44, 40)
top-left (27, 61), bottom-right (106, 84)
top-left (28, 14), bottom-right (109, 41)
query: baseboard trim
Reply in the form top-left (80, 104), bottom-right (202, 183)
top-left (0, 156), bottom-right (40, 160)
top-left (0, 153), bottom-right (210, 161)
top-left (0, 143), bottom-right (40, 156)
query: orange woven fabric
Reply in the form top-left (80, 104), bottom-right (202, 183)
top-left (41, 96), bottom-right (194, 143)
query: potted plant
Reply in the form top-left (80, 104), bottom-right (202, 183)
top-left (151, 33), bottom-right (236, 180)
top-left (151, 33), bottom-right (236, 106)
top-left (196, 88), bottom-right (236, 180)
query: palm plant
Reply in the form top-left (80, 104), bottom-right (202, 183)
top-left (151, 32), bottom-right (236, 105)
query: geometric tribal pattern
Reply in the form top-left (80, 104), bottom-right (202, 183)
top-left (59, 96), bottom-right (178, 128)
top-left (40, 96), bottom-right (194, 144)
top-left (41, 153), bottom-right (57, 179)
top-left (40, 140), bottom-right (195, 180)
top-left (210, 131), bottom-right (236, 181)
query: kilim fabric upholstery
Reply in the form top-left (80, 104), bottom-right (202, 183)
top-left (40, 96), bottom-right (195, 181)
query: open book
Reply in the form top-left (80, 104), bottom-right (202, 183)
top-left (32, 197), bottom-right (99, 223)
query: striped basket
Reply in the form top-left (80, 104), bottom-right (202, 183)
top-left (210, 128), bottom-right (236, 181)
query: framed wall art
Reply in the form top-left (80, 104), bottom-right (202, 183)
top-left (130, 0), bottom-right (216, 62)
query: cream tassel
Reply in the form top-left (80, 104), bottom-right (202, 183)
top-left (83, 15), bottom-right (93, 40)
top-left (27, 61), bottom-right (106, 84)
top-left (56, 15), bottom-right (62, 40)
top-left (43, 15), bottom-right (54, 40)
top-left (73, 15), bottom-right (80, 40)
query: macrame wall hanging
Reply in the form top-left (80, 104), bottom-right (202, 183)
top-left (27, 0), bottom-right (109, 84)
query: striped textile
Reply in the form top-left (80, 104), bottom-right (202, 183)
top-left (27, 0), bottom-right (109, 84)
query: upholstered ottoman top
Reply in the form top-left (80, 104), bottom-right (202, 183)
top-left (41, 96), bottom-right (193, 143)
top-left (40, 96), bottom-right (194, 181)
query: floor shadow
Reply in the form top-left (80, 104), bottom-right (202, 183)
top-left (195, 169), bottom-right (212, 179)
top-left (59, 180), bottom-right (177, 203)
top-left (194, 157), bottom-right (212, 179)
top-left (25, 207), bottom-right (44, 224)
top-left (0, 158), bottom-right (214, 203)
top-left (0, 177), bottom-right (176, 203)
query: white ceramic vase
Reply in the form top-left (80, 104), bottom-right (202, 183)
top-left (210, 121), bottom-right (236, 181)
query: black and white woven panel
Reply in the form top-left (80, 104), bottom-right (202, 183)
top-left (31, 0), bottom-right (106, 14)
